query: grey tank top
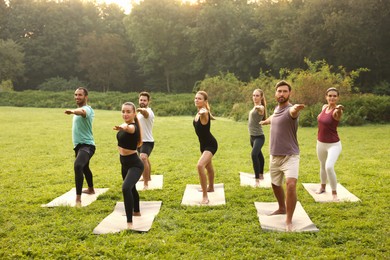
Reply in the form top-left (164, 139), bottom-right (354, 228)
top-left (248, 108), bottom-right (264, 136)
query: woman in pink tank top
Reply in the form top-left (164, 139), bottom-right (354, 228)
top-left (316, 88), bottom-right (344, 201)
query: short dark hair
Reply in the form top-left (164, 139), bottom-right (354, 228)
top-left (139, 91), bottom-right (150, 100)
top-left (76, 87), bottom-right (88, 96)
top-left (275, 80), bottom-right (291, 91)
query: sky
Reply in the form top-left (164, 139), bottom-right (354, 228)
top-left (96, 0), bottom-right (199, 14)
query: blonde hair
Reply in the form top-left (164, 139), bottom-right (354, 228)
top-left (196, 91), bottom-right (215, 120)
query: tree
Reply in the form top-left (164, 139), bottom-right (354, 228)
top-left (78, 32), bottom-right (130, 92)
top-left (0, 39), bottom-right (25, 83)
top-left (190, 0), bottom-right (262, 81)
top-left (124, 0), bottom-right (196, 92)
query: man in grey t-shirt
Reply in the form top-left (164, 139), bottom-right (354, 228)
top-left (261, 81), bottom-right (305, 231)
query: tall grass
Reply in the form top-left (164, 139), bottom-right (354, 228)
top-left (0, 107), bottom-right (389, 259)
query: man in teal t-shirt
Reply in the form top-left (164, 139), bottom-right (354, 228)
top-left (65, 87), bottom-right (96, 206)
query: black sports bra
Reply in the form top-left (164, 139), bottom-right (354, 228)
top-left (116, 123), bottom-right (138, 150)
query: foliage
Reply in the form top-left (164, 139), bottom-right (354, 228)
top-left (1, 0), bottom-right (390, 92)
top-left (0, 80), bottom-right (14, 92)
top-left (0, 107), bottom-right (389, 258)
top-left (1, 89), bottom-right (389, 125)
top-left (38, 77), bottom-right (85, 92)
top-left (281, 59), bottom-right (368, 106)
top-left (124, 0), bottom-right (197, 92)
top-left (78, 32), bottom-right (131, 92)
top-left (0, 39), bottom-right (25, 82)
top-left (342, 94), bottom-right (390, 125)
top-left (372, 81), bottom-right (390, 96)
top-left (195, 72), bottom-right (245, 117)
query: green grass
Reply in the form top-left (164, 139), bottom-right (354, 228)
top-left (0, 106), bottom-right (389, 259)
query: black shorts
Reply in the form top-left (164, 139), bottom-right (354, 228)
top-left (137, 142), bottom-right (154, 156)
top-left (200, 138), bottom-right (218, 155)
top-left (74, 144), bottom-right (96, 157)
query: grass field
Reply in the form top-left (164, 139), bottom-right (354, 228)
top-left (0, 106), bottom-right (389, 259)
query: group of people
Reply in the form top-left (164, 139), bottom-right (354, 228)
top-left (65, 89), bottom-right (154, 229)
top-left (252, 81), bottom-right (343, 231)
top-left (65, 80), bottom-right (344, 231)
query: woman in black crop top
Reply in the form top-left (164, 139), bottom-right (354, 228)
top-left (193, 91), bottom-right (218, 205)
top-left (113, 102), bottom-right (144, 230)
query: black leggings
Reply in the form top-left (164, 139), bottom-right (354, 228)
top-left (250, 135), bottom-right (265, 179)
top-left (120, 154), bottom-right (144, 223)
top-left (74, 144), bottom-right (95, 195)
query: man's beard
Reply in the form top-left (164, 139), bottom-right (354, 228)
top-left (277, 96), bottom-right (289, 104)
top-left (139, 103), bottom-right (146, 108)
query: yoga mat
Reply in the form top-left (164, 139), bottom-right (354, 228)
top-left (41, 188), bottom-right (109, 207)
top-left (239, 172), bottom-right (272, 188)
top-left (302, 183), bottom-right (361, 202)
top-left (136, 175), bottom-right (163, 190)
top-left (93, 201), bottom-right (162, 234)
top-left (181, 183), bottom-right (226, 206)
top-left (254, 201), bottom-right (319, 232)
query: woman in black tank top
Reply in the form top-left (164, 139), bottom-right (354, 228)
top-left (113, 102), bottom-right (144, 230)
top-left (193, 91), bottom-right (218, 205)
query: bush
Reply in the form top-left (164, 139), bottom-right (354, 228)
top-left (372, 81), bottom-right (390, 96)
top-left (0, 80), bottom-right (14, 92)
top-left (282, 58), bottom-right (368, 105)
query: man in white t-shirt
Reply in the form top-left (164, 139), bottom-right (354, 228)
top-left (136, 92), bottom-right (155, 189)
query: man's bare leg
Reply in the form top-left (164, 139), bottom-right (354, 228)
top-left (270, 183), bottom-right (286, 215)
top-left (285, 178), bottom-right (297, 231)
top-left (140, 153), bottom-right (151, 189)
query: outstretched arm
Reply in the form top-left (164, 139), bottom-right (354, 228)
top-left (333, 104), bottom-right (344, 121)
top-left (290, 104), bottom-right (305, 119)
top-left (113, 123), bottom-right (135, 133)
top-left (64, 108), bottom-right (86, 117)
top-left (255, 105), bottom-right (265, 116)
top-left (136, 108), bottom-right (149, 118)
top-left (260, 115), bottom-right (273, 125)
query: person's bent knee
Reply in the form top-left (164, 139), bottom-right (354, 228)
top-left (139, 153), bottom-right (148, 161)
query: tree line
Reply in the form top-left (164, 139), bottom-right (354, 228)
top-left (1, 0), bottom-right (389, 94)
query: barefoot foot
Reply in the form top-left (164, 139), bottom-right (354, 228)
top-left (269, 208), bottom-right (286, 216)
top-left (82, 188), bottom-right (95, 194)
top-left (315, 189), bottom-right (325, 194)
top-left (201, 198), bottom-right (209, 205)
top-left (286, 223), bottom-right (294, 232)
top-left (133, 211), bottom-right (141, 217)
top-left (207, 187), bottom-right (214, 192)
top-left (127, 222), bottom-right (133, 229)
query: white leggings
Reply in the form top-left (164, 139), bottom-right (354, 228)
top-left (316, 140), bottom-right (342, 191)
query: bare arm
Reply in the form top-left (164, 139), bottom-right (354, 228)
top-left (290, 104), bottom-right (305, 119)
top-left (198, 108), bottom-right (209, 125)
top-left (136, 108), bottom-right (149, 118)
top-left (113, 123), bottom-right (135, 133)
top-left (260, 114), bottom-right (273, 125)
top-left (333, 104), bottom-right (344, 121)
top-left (254, 105), bottom-right (265, 116)
top-left (64, 107), bottom-right (86, 117)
